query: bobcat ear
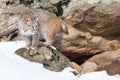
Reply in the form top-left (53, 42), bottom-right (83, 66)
top-left (35, 16), bottom-right (39, 21)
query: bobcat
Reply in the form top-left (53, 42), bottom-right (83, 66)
top-left (18, 9), bottom-right (68, 50)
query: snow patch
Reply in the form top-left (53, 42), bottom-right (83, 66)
top-left (0, 41), bottom-right (119, 80)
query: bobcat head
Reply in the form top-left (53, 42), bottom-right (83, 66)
top-left (18, 10), bottom-right (39, 36)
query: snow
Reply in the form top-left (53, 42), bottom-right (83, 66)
top-left (0, 41), bottom-right (120, 80)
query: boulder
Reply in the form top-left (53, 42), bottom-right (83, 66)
top-left (58, 23), bottom-right (105, 63)
top-left (71, 62), bottom-right (81, 72)
top-left (62, 0), bottom-right (120, 36)
top-left (80, 49), bottom-right (120, 75)
top-left (0, 14), bottom-right (18, 38)
top-left (15, 46), bottom-right (71, 72)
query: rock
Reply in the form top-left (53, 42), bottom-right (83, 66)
top-left (15, 46), bottom-right (71, 72)
top-left (0, 0), bottom-right (55, 14)
top-left (36, 0), bottom-right (53, 9)
top-left (50, 0), bottom-right (60, 4)
top-left (80, 61), bottom-right (97, 74)
top-left (62, 0), bottom-right (120, 36)
top-left (101, 40), bottom-right (120, 51)
top-left (97, 60), bottom-right (120, 75)
top-left (0, 36), bottom-right (7, 42)
top-left (71, 62), bottom-right (81, 72)
top-left (80, 49), bottom-right (120, 74)
top-left (52, 23), bottom-right (107, 65)
top-left (0, 2), bottom-right (29, 14)
top-left (0, 14), bottom-right (18, 38)
top-left (87, 36), bottom-right (107, 52)
top-left (62, 0), bottom-right (102, 19)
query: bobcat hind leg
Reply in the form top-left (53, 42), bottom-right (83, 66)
top-left (39, 36), bottom-right (57, 50)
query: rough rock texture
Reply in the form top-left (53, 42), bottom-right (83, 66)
top-left (49, 0), bottom-right (60, 4)
top-left (0, 0), bottom-right (28, 14)
top-left (62, 0), bottom-right (120, 36)
top-left (97, 60), bottom-right (120, 75)
top-left (57, 23), bottom-right (108, 64)
top-left (101, 40), bottom-right (120, 51)
top-left (0, 14), bottom-right (18, 41)
top-left (15, 46), bottom-right (71, 72)
top-left (80, 49), bottom-right (120, 75)
top-left (0, 0), bottom-right (70, 16)
top-left (71, 62), bottom-right (81, 72)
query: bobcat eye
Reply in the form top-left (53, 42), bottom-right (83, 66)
top-left (25, 19), bottom-right (31, 26)
top-left (26, 19), bottom-right (28, 22)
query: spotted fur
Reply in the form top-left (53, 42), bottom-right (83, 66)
top-left (18, 9), bottom-right (68, 49)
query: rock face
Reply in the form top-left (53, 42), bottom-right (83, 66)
top-left (97, 60), bottom-right (120, 75)
top-left (62, 0), bottom-right (120, 36)
top-left (0, 0), bottom-right (28, 14)
top-left (0, 14), bottom-right (18, 38)
top-left (57, 23), bottom-right (108, 64)
top-left (15, 46), bottom-right (71, 72)
top-left (80, 49), bottom-right (120, 75)
top-left (0, 0), bottom-right (70, 16)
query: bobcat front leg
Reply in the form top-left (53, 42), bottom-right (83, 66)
top-left (22, 36), bottom-right (32, 50)
top-left (31, 32), bottom-right (40, 49)
top-left (39, 36), bottom-right (56, 50)
top-left (28, 33), bottom-right (40, 55)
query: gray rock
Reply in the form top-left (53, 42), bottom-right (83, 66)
top-left (15, 46), bottom-right (71, 72)
top-left (0, 4), bottom-right (29, 14)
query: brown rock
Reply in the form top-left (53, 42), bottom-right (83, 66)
top-left (80, 49), bottom-right (120, 74)
top-left (63, 0), bottom-right (120, 36)
top-left (80, 61), bottom-right (97, 74)
top-left (56, 23), bottom-right (104, 64)
top-left (0, 14), bottom-right (18, 38)
top-left (0, 36), bottom-right (7, 42)
top-left (97, 60), bottom-right (120, 75)
top-left (101, 40), bottom-right (120, 51)
top-left (50, 0), bottom-right (60, 4)
top-left (71, 62), bottom-right (81, 72)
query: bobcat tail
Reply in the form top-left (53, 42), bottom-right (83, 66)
top-left (61, 20), bottom-right (69, 35)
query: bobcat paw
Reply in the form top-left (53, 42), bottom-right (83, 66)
top-left (30, 47), bottom-right (36, 50)
top-left (26, 47), bottom-right (38, 56)
top-left (29, 48), bottom-right (38, 56)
